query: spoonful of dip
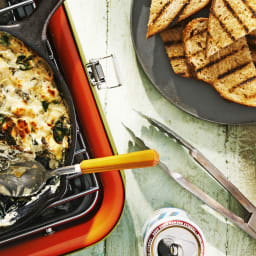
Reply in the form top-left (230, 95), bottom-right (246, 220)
top-left (0, 149), bottom-right (159, 197)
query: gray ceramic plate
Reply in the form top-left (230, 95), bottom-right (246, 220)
top-left (130, 0), bottom-right (256, 124)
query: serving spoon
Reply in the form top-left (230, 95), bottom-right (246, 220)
top-left (0, 149), bottom-right (159, 198)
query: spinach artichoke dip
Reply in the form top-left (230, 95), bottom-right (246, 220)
top-left (0, 32), bottom-right (71, 170)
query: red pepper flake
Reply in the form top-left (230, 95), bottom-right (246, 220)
top-left (48, 89), bottom-right (55, 96)
top-left (19, 130), bottom-right (25, 139)
top-left (24, 127), bottom-right (30, 134)
top-left (17, 119), bottom-right (28, 129)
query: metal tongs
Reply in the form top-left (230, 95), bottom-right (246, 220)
top-left (124, 112), bottom-right (256, 240)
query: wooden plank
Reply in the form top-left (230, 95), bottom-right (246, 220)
top-left (66, 241), bottom-right (105, 256)
top-left (224, 126), bottom-right (256, 254)
top-left (66, 0), bottom-right (107, 60)
top-left (66, 0), bottom-right (256, 255)
top-left (105, 205), bottom-right (141, 255)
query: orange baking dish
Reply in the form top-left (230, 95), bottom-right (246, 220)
top-left (0, 5), bottom-right (125, 256)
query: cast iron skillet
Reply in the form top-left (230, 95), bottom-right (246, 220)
top-left (0, 0), bottom-right (77, 233)
top-left (131, 0), bottom-right (256, 125)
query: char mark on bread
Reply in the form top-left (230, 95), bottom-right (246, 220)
top-left (164, 39), bottom-right (183, 46)
top-left (152, 1), bottom-right (172, 24)
top-left (184, 18), bottom-right (256, 107)
top-left (242, 0), bottom-right (256, 18)
top-left (170, 55), bottom-right (186, 60)
top-left (196, 46), bottom-right (246, 73)
top-left (210, 8), bottom-right (235, 41)
top-left (176, 72), bottom-right (186, 76)
top-left (189, 28), bottom-right (208, 38)
top-left (171, 0), bottom-right (191, 26)
top-left (147, 0), bottom-right (210, 38)
top-left (229, 75), bottom-right (256, 93)
top-left (217, 61), bottom-right (251, 79)
top-left (206, 0), bottom-right (256, 57)
top-left (223, 0), bottom-right (249, 33)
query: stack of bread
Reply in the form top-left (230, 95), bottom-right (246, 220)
top-left (147, 0), bottom-right (256, 107)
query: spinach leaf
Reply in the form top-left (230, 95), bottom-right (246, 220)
top-left (53, 117), bottom-right (70, 144)
top-left (16, 55), bottom-right (35, 71)
top-left (0, 35), bottom-right (9, 47)
top-left (42, 101), bottom-right (50, 112)
top-left (5, 133), bottom-right (16, 145)
top-left (0, 114), bottom-right (5, 127)
top-left (0, 115), bottom-right (16, 145)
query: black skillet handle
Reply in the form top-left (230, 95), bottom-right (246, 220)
top-left (0, 0), bottom-right (64, 60)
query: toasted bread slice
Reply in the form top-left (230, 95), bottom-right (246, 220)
top-left (184, 18), bottom-right (256, 107)
top-left (177, 0), bottom-right (211, 22)
top-left (206, 0), bottom-right (256, 57)
top-left (247, 30), bottom-right (256, 66)
top-left (146, 0), bottom-right (210, 39)
top-left (160, 23), bottom-right (192, 78)
top-left (184, 18), bottom-right (251, 84)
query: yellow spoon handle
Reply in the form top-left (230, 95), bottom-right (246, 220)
top-left (79, 149), bottom-right (159, 174)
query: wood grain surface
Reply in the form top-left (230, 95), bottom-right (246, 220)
top-left (66, 0), bottom-right (256, 255)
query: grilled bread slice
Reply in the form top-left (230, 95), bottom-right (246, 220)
top-left (177, 0), bottom-right (211, 22)
top-left (184, 18), bottom-right (256, 107)
top-left (146, 0), bottom-right (210, 39)
top-left (206, 0), bottom-right (256, 57)
top-left (184, 18), bottom-right (251, 84)
top-left (160, 23), bottom-right (192, 78)
top-left (247, 30), bottom-right (256, 66)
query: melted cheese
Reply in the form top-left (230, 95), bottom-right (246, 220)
top-left (0, 32), bottom-right (71, 168)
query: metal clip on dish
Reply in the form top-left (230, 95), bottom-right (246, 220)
top-left (86, 54), bottom-right (122, 89)
top-left (124, 112), bottom-right (256, 240)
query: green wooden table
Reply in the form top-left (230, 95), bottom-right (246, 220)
top-left (65, 0), bottom-right (256, 255)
